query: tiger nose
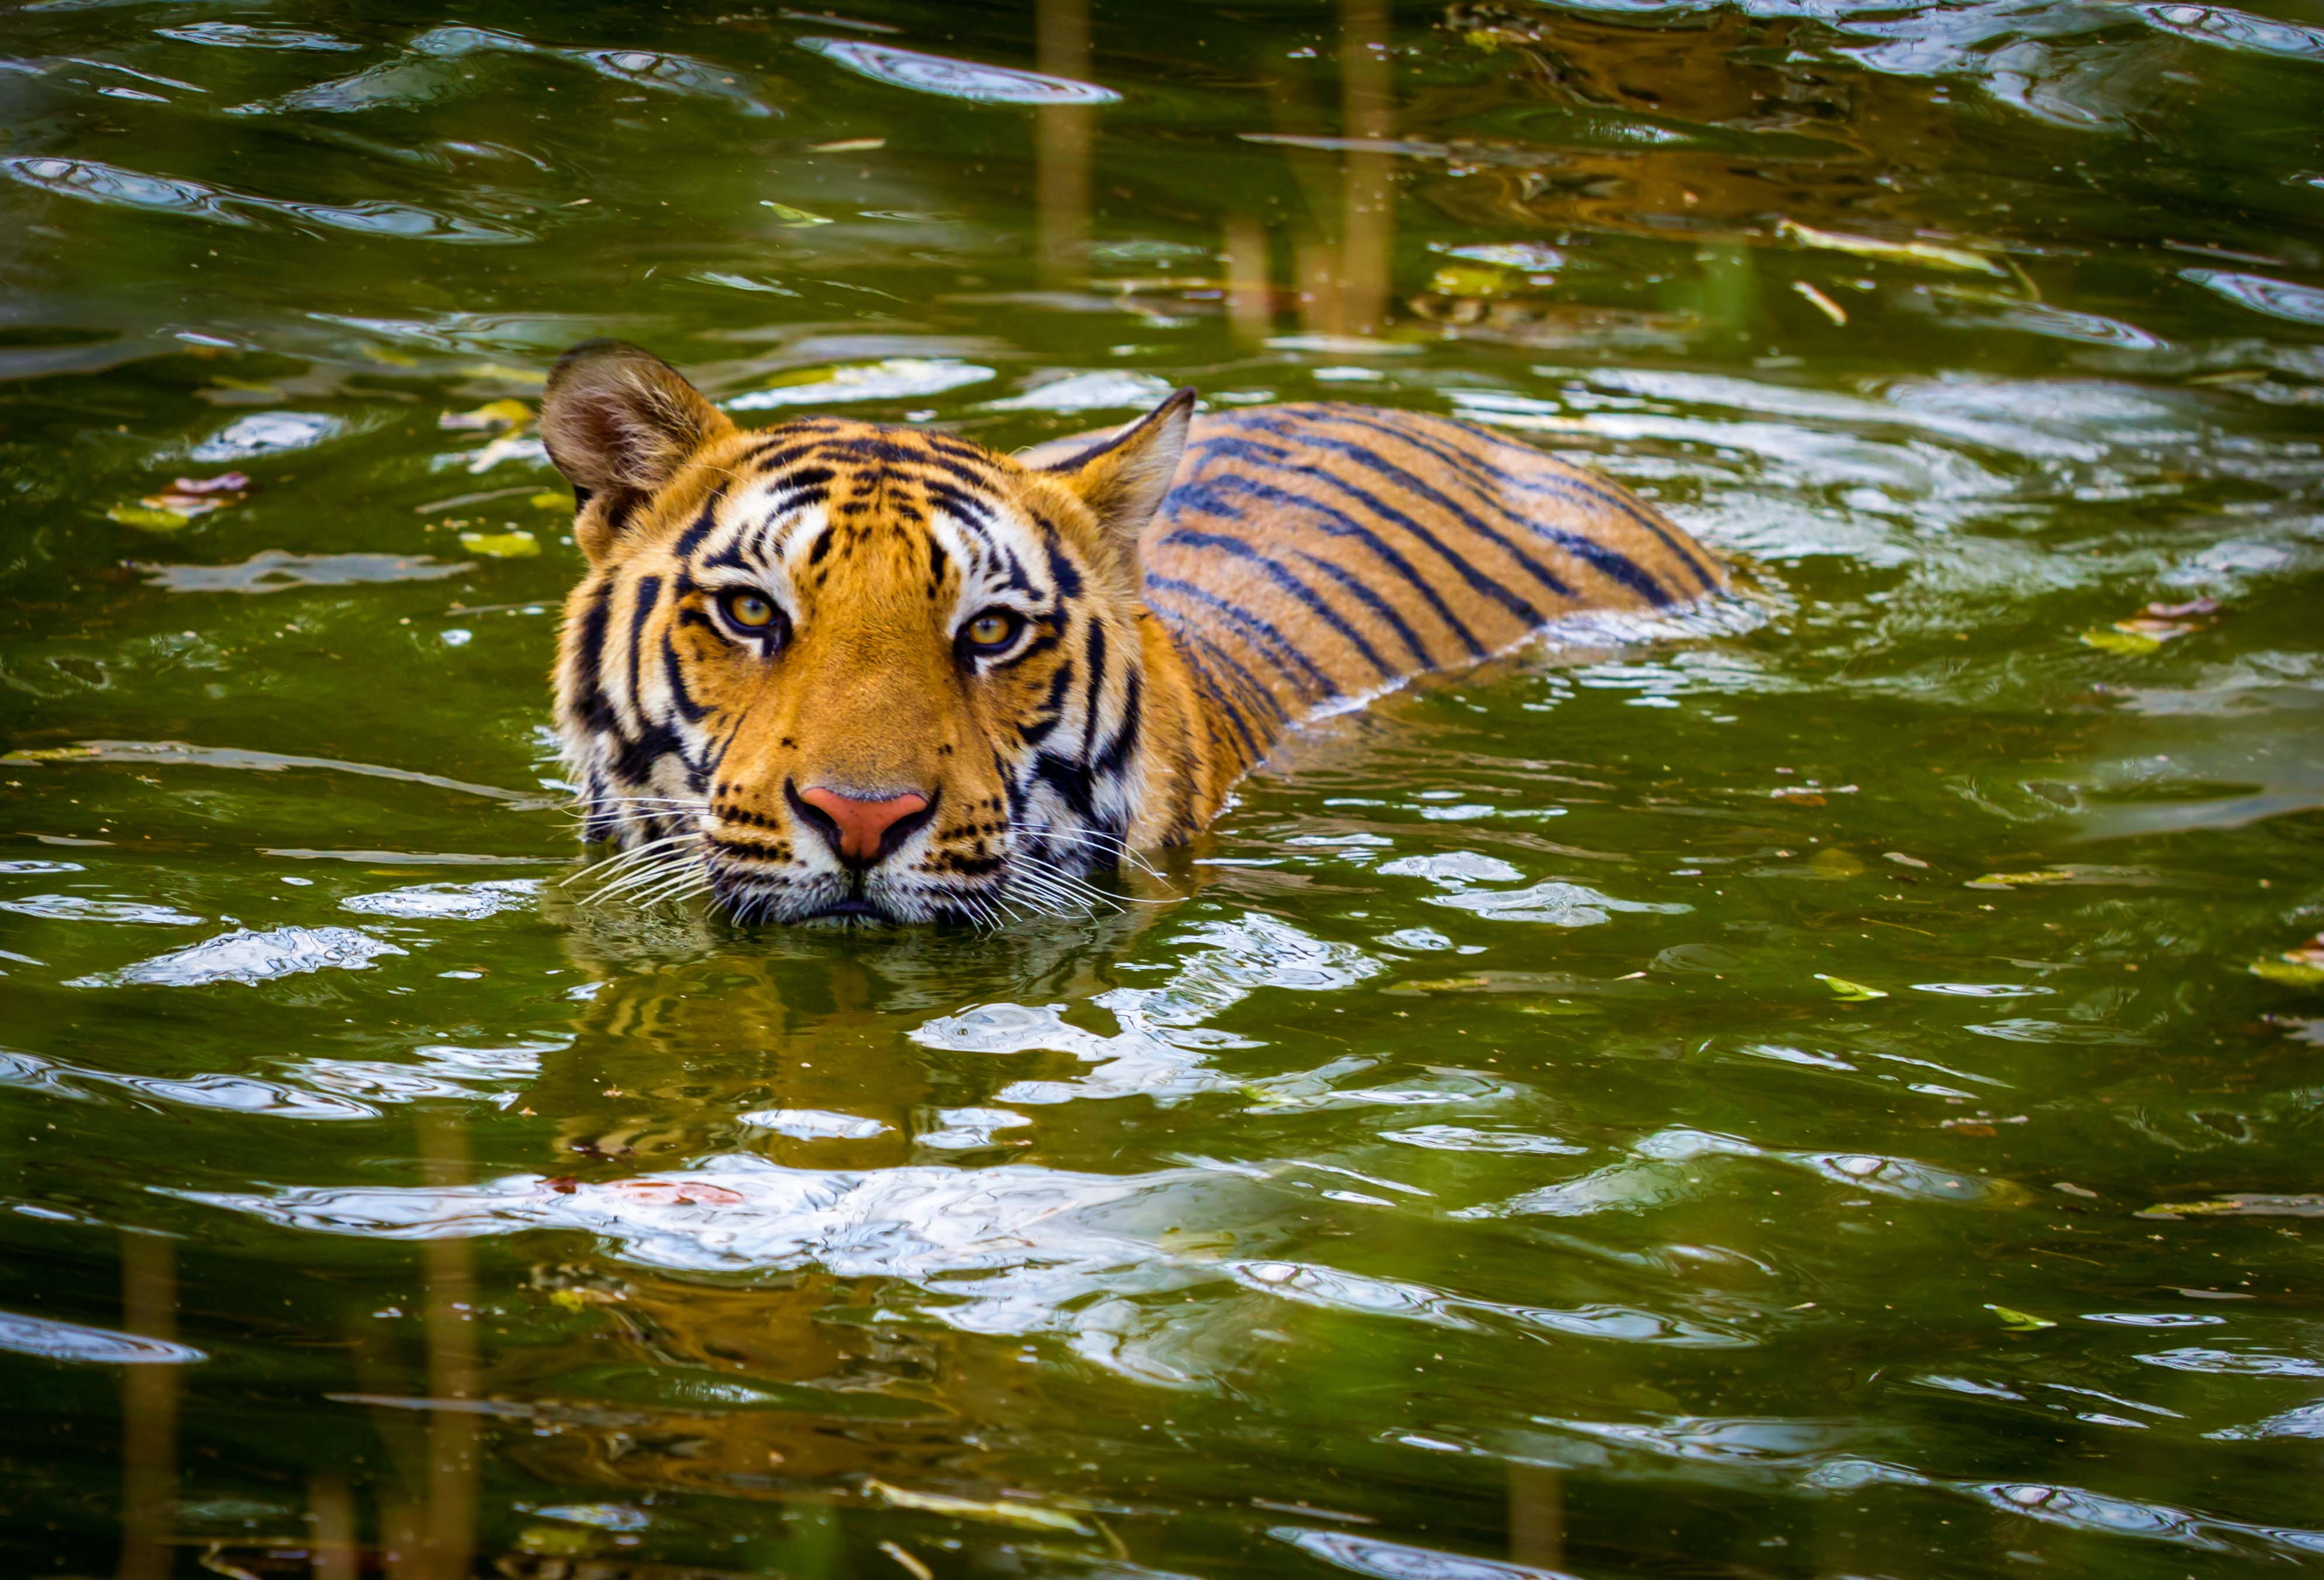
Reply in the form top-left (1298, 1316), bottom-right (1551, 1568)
top-left (788, 783), bottom-right (934, 868)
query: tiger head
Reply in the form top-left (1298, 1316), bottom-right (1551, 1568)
top-left (539, 340), bottom-right (1196, 926)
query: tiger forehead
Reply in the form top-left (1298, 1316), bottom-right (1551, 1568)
top-left (690, 423), bottom-right (1069, 596)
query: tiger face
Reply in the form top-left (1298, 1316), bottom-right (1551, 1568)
top-left (541, 340), bottom-right (1193, 926)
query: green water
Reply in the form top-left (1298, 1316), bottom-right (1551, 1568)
top-left (4, 2), bottom-right (2323, 1576)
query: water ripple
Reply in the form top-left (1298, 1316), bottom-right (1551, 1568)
top-left (0, 156), bottom-right (528, 242)
top-left (797, 37), bottom-right (1119, 105)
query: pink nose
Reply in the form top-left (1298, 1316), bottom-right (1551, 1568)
top-left (794, 785), bottom-right (931, 866)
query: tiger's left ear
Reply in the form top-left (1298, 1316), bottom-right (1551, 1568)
top-left (1044, 387), bottom-right (1195, 583)
top-left (541, 339), bottom-right (735, 562)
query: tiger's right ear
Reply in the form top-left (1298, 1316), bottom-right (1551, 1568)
top-left (540, 340), bottom-right (734, 561)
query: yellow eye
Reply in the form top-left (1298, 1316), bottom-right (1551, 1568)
top-left (721, 589), bottom-right (777, 630)
top-left (963, 610), bottom-right (1022, 652)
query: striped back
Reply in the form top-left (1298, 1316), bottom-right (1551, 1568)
top-left (1133, 403), bottom-right (1725, 774)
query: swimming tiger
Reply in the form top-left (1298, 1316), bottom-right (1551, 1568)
top-left (541, 339), bottom-right (1726, 925)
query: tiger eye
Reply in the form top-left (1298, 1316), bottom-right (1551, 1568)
top-left (965, 612), bottom-right (1019, 650)
top-left (723, 590), bottom-right (775, 629)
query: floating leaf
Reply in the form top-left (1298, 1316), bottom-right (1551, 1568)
top-left (2142, 1194), bottom-right (2324, 1219)
top-left (862, 1479), bottom-right (1092, 1535)
top-left (1816, 974), bottom-right (1888, 1001)
top-left (2250, 936), bottom-right (2324, 987)
top-left (513, 1525), bottom-right (600, 1558)
top-left (108, 503), bottom-right (201, 531)
top-left (1, 745), bottom-right (100, 763)
top-left (1965, 870), bottom-right (2077, 890)
top-left (2081, 597), bottom-right (2222, 655)
top-left (439, 398), bottom-right (534, 432)
top-left (1985, 1303), bottom-right (2056, 1331)
top-left (460, 362), bottom-right (546, 386)
top-left (809, 137), bottom-right (886, 152)
top-left (1427, 263), bottom-right (1524, 299)
top-left (458, 530), bottom-right (540, 558)
top-left (1775, 218), bottom-right (2004, 277)
top-left (758, 200), bottom-right (833, 226)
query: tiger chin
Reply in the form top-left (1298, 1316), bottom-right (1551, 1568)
top-left (541, 339), bottom-right (1727, 927)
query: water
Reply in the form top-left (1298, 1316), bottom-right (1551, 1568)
top-left (2, 1), bottom-right (2321, 1575)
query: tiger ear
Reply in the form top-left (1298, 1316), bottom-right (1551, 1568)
top-left (540, 340), bottom-right (734, 560)
top-left (1044, 387), bottom-right (1195, 581)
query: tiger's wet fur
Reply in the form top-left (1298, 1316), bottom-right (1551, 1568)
top-left (542, 340), bottom-right (1725, 925)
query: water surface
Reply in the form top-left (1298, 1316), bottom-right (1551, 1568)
top-left (2, 2), bottom-right (2322, 1576)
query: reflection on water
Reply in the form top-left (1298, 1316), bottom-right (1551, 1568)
top-left (2, 0), bottom-right (2322, 1575)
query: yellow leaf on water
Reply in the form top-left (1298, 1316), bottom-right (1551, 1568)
top-left (106, 503), bottom-right (198, 532)
top-left (758, 200), bottom-right (833, 226)
top-left (1965, 870), bottom-right (2077, 890)
top-left (459, 530), bottom-right (540, 558)
top-left (362, 344), bottom-right (421, 367)
top-left (2, 746), bottom-right (99, 763)
top-left (862, 1480), bottom-right (1091, 1536)
top-left (2080, 627), bottom-right (2164, 655)
top-left (810, 137), bottom-right (886, 152)
top-left (514, 1525), bottom-right (600, 1557)
top-left (2141, 1194), bottom-right (2324, 1218)
top-left (461, 362), bottom-right (546, 386)
top-left (2250, 956), bottom-right (2324, 987)
top-left (1428, 264), bottom-right (1523, 299)
top-left (1984, 1304), bottom-right (2055, 1331)
top-left (1816, 974), bottom-right (1888, 1001)
top-left (1775, 218), bottom-right (2005, 277)
top-left (439, 399), bottom-right (535, 433)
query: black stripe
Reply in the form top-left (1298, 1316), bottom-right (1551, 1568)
top-left (1094, 668), bottom-right (1142, 779)
top-left (1171, 631), bottom-right (1267, 762)
top-left (1441, 414), bottom-right (1721, 591)
top-left (566, 577), bottom-right (618, 733)
top-left (1018, 660), bottom-right (1077, 747)
top-left (1032, 751), bottom-right (1097, 822)
top-left (1236, 412), bottom-right (1580, 606)
top-left (1177, 621), bottom-right (1287, 724)
top-left (611, 721), bottom-right (682, 785)
top-left (1041, 524), bottom-right (1085, 599)
top-left (1290, 549), bottom-right (1436, 671)
top-left (627, 575), bottom-right (662, 714)
top-left (1158, 528), bottom-right (1396, 681)
top-left (1167, 471), bottom-right (1489, 659)
top-left (1321, 407), bottom-right (1694, 601)
top-left (672, 487), bottom-right (726, 558)
top-left (660, 634), bottom-right (706, 723)
top-left (1080, 618), bottom-right (1108, 752)
top-left (1147, 574), bottom-right (1340, 699)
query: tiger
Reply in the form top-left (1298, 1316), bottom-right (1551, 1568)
top-left (540, 339), bottom-right (1726, 926)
